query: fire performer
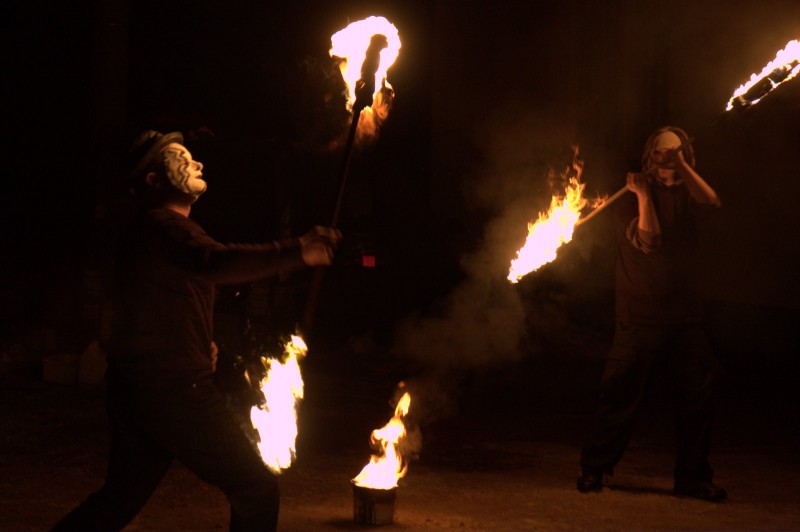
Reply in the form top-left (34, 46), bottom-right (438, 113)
top-left (577, 126), bottom-right (726, 502)
top-left (53, 130), bottom-right (341, 531)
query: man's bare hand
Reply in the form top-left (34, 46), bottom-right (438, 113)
top-left (626, 172), bottom-right (650, 198)
top-left (300, 226), bottom-right (343, 267)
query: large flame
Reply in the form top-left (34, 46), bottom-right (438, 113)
top-left (508, 166), bottom-right (588, 284)
top-left (249, 335), bottom-right (307, 474)
top-left (726, 38), bottom-right (800, 110)
top-left (352, 392), bottom-right (411, 489)
top-left (330, 16), bottom-right (401, 111)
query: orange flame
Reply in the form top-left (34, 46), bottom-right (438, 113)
top-left (508, 149), bottom-right (589, 283)
top-left (726, 38), bottom-right (800, 110)
top-left (352, 392), bottom-right (411, 489)
top-left (330, 16), bottom-right (401, 111)
top-left (249, 335), bottom-right (307, 474)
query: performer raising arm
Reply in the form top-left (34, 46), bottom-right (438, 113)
top-left (577, 126), bottom-right (726, 502)
top-left (53, 130), bottom-right (341, 531)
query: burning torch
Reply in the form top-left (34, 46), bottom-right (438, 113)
top-left (508, 37), bottom-right (799, 283)
top-left (328, 15), bottom-right (401, 227)
top-left (331, 33), bottom-right (389, 228)
top-left (244, 18), bottom-right (402, 472)
top-left (302, 17), bottom-right (401, 331)
top-left (574, 38), bottom-right (799, 230)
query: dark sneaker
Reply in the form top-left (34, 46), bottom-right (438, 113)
top-left (577, 470), bottom-right (605, 493)
top-left (673, 480), bottom-right (727, 502)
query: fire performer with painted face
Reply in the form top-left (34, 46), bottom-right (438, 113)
top-left (53, 130), bottom-right (341, 531)
top-left (577, 126), bottom-right (727, 502)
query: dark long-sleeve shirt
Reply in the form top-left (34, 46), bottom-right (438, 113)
top-left (108, 207), bottom-right (306, 380)
top-left (613, 182), bottom-right (706, 324)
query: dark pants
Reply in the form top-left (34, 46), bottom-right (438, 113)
top-left (580, 321), bottom-right (721, 484)
top-left (53, 369), bottom-right (279, 531)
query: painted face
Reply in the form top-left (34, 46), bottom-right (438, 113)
top-left (162, 143), bottom-right (207, 198)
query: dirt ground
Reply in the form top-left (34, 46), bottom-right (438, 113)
top-left (2, 333), bottom-right (799, 531)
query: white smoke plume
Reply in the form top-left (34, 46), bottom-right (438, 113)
top-left (390, 114), bottom-right (596, 422)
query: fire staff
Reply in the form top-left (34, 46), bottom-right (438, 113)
top-left (577, 126), bottom-right (727, 502)
top-left (53, 130), bottom-right (341, 531)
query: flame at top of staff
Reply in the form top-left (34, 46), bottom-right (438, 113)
top-left (330, 16), bottom-right (401, 111)
top-left (726, 38), bottom-right (800, 111)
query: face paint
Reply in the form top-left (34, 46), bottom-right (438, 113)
top-left (162, 143), bottom-right (207, 198)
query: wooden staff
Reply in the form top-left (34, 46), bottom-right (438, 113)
top-left (574, 136), bottom-right (694, 228)
top-left (577, 46), bottom-right (800, 230)
top-left (302, 34), bottom-right (389, 332)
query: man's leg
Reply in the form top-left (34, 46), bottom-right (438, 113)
top-left (670, 324), bottom-right (726, 501)
top-left (53, 378), bottom-right (172, 531)
top-left (579, 322), bottom-right (661, 490)
top-left (149, 378), bottom-right (280, 531)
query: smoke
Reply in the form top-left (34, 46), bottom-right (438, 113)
top-left (390, 144), bottom-right (550, 423)
top-left (389, 109), bottom-right (603, 424)
top-left (390, 198), bottom-right (537, 424)
top-left (393, 252), bottom-right (526, 372)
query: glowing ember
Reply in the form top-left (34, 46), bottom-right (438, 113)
top-left (508, 175), bottom-right (588, 283)
top-left (249, 335), bottom-right (307, 474)
top-left (726, 38), bottom-right (800, 110)
top-left (330, 16), bottom-right (401, 111)
top-left (353, 392), bottom-right (411, 490)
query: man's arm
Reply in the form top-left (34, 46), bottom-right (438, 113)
top-left (157, 212), bottom-right (341, 284)
top-left (625, 171), bottom-right (661, 253)
top-left (675, 150), bottom-right (722, 207)
top-left (190, 227), bottom-right (341, 285)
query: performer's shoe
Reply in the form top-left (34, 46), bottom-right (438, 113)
top-left (673, 480), bottom-right (727, 502)
top-left (576, 469), bottom-right (605, 493)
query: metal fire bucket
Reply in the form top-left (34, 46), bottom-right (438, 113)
top-left (352, 482), bottom-right (397, 525)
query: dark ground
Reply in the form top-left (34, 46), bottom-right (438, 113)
top-left (2, 308), bottom-right (799, 532)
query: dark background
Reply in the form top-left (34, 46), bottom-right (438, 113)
top-left (3, 4), bottom-right (799, 528)
top-left (3, 0), bottom-right (798, 381)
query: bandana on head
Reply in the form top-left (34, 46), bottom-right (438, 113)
top-left (654, 131), bottom-right (682, 151)
top-left (163, 143), bottom-right (207, 198)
